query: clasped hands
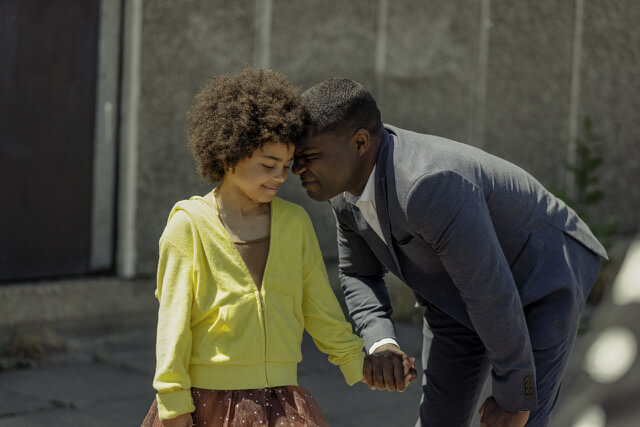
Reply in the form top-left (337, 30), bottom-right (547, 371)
top-left (361, 343), bottom-right (418, 392)
top-left (362, 345), bottom-right (529, 426)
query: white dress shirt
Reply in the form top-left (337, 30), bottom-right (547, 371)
top-left (344, 165), bottom-right (385, 243)
top-left (345, 165), bottom-right (399, 354)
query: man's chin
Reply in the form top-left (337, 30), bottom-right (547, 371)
top-left (302, 185), bottom-right (332, 202)
top-left (305, 188), bottom-right (329, 202)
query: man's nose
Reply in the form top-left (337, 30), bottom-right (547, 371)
top-left (292, 159), bottom-right (305, 175)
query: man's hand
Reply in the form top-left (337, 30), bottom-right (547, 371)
top-left (479, 396), bottom-right (529, 427)
top-left (161, 412), bottom-right (194, 427)
top-left (362, 343), bottom-right (418, 392)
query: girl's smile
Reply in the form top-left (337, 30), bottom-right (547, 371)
top-left (220, 141), bottom-right (295, 206)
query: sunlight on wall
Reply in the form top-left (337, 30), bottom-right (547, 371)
top-left (583, 326), bottom-right (637, 383)
top-left (612, 240), bottom-right (640, 305)
top-left (572, 405), bottom-right (606, 427)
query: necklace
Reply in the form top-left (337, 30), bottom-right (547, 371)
top-left (214, 191), bottom-right (270, 242)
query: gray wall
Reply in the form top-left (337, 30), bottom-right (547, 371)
top-left (123, 0), bottom-right (640, 276)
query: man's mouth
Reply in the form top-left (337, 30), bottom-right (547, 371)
top-left (300, 175), bottom-right (317, 188)
top-left (263, 185), bottom-right (279, 191)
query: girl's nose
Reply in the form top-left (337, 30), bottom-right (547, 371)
top-left (275, 167), bottom-right (288, 182)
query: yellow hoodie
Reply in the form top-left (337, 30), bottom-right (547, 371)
top-left (153, 190), bottom-right (365, 419)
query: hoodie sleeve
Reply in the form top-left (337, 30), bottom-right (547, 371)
top-left (299, 211), bottom-right (365, 386)
top-left (153, 211), bottom-right (196, 419)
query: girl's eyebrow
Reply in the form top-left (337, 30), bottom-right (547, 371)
top-left (262, 154), bottom-right (294, 162)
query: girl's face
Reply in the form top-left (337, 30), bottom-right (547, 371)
top-left (223, 142), bottom-right (295, 203)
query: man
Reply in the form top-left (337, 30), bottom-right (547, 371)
top-left (292, 78), bottom-right (607, 426)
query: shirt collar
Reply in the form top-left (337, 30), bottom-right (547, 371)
top-left (345, 165), bottom-right (376, 205)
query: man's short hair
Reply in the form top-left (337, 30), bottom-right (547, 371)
top-left (302, 78), bottom-right (382, 137)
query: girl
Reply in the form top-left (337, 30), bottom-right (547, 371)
top-left (141, 68), bottom-right (365, 427)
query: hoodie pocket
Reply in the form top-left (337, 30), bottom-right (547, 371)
top-left (202, 294), bottom-right (263, 364)
top-left (264, 291), bottom-right (303, 363)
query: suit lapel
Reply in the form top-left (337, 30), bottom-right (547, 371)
top-left (374, 131), bottom-right (403, 278)
top-left (343, 129), bottom-right (404, 279)
top-left (348, 202), bottom-right (399, 277)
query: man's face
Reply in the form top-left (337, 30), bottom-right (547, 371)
top-left (292, 131), bottom-right (357, 201)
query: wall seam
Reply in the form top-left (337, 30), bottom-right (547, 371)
top-left (374, 0), bottom-right (389, 104)
top-left (470, 0), bottom-right (491, 147)
top-left (117, 0), bottom-right (143, 278)
top-left (566, 0), bottom-right (585, 197)
top-left (91, 0), bottom-right (122, 270)
top-left (254, 0), bottom-right (272, 70)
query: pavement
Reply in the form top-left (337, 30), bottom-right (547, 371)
top-left (0, 319), bottom-right (425, 427)
top-left (2, 303), bottom-right (640, 427)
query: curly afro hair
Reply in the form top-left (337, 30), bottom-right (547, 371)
top-left (187, 68), bottom-right (306, 183)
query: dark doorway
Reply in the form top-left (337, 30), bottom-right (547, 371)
top-left (0, 1), bottom-right (101, 281)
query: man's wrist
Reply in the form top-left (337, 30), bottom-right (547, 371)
top-left (369, 338), bottom-right (399, 354)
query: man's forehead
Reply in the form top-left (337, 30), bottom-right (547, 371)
top-left (300, 132), bottom-right (337, 152)
top-left (298, 142), bottom-right (320, 153)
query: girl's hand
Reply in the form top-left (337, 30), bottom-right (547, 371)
top-left (161, 413), bottom-right (194, 427)
top-left (402, 356), bottom-right (418, 387)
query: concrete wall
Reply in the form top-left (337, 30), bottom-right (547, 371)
top-left (122, 0), bottom-right (640, 277)
top-left (579, 0), bottom-right (640, 232)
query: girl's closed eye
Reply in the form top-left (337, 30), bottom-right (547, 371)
top-left (264, 164), bottom-right (291, 170)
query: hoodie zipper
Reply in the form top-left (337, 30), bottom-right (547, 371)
top-left (214, 191), bottom-right (272, 386)
top-left (258, 289), bottom-right (269, 385)
top-left (259, 202), bottom-right (274, 386)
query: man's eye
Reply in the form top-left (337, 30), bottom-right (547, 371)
top-left (263, 164), bottom-right (274, 169)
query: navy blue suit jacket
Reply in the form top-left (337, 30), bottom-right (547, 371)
top-left (330, 125), bottom-right (607, 412)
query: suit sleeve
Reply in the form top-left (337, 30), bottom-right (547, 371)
top-left (406, 171), bottom-right (538, 412)
top-left (300, 212), bottom-right (365, 386)
top-left (333, 206), bottom-right (397, 353)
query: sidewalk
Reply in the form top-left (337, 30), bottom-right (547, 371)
top-left (5, 303), bottom-right (638, 427)
top-left (0, 320), bottom-right (425, 427)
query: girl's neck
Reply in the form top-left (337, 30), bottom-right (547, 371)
top-left (216, 180), bottom-right (269, 218)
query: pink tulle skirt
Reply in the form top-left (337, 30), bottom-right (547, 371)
top-left (141, 386), bottom-right (328, 427)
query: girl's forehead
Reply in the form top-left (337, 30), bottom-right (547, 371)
top-left (256, 141), bottom-right (295, 159)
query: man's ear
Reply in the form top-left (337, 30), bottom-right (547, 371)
top-left (352, 129), bottom-right (371, 156)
